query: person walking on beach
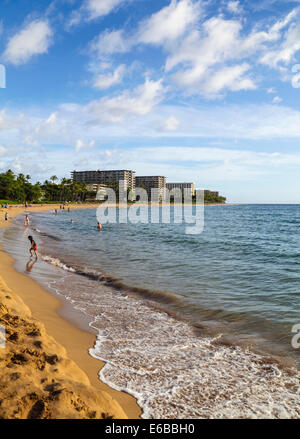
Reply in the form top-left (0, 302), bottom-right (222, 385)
top-left (28, 235), bottom-right (38, 259)
top-left (4, 212), bottom-right (8, 221)
top-left (25, 215), bottom-right (30, 226)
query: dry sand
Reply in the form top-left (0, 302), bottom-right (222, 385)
top-left (0, 204), bottom-right (141, 419)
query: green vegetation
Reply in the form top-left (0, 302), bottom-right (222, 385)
top-left (0, 170), bottom-right (88, 203)
top-left (202, 190), bottom-right (226, 204)
top-left (0, 169), bottom-right (226, 205)
top-left (170, 190), bottom-right (226, 204)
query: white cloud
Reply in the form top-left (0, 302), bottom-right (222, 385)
top-left (87, 78), bottom-right (165, 123)
top-left (3, 20), bottom-right (53, 65)
top-left (134, 146), bottom-right (300, 168)
top-left (67, 0), bottom-right (127, 27)
top-left (272, 96), bottom-right (282, 103)
top-left (138, 0), bottom-right (200, 45)
top-left (93, 64), bottom-right (126, 89)
top-left (75, 139), bottom-right (95, 151)
top-left (227, 1), bottom-right (243, 14)
top-left (161, 115), bottom-right (180, 131)
top-left (89, 0), bottom-right (201, 57)
top-left (63, 145), bottom-right (300, 185)
top-left (86, 0), bottom-right (126, 20)
top-left (164, 9), bottom-right (298, 96)
top-left (0, 145), bottom-right (6, 156)
top-left (0, 109), bottom-right (23, 131)
top-left (90, 29), bottom-right (130, 56)
top-left (199, 63), bottom-right (256, 96)
top-left (166, 18), bottom-right (240, 76)
top-left (166, 18), bottom-right (250, 94)
top-left (85, 3), bottom-right (300, 98)
top-left (7, 99), bottom-right (300, 152)
top-left (260, 19), bottom-right (300, 68)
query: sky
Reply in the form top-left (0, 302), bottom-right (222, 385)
top-left (1, 0), bottom-right (300, 203)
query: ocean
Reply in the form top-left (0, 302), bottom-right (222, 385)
top-left (1, 204), bottom-right (300, 418)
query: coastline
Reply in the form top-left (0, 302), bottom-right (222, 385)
top-left (1, 203), bottom-right (300, 418)
top-left (0, 204), bottom-right (141, 419)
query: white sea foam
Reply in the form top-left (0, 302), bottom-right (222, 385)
top-left (4, 208), bottom-right (300, 418)
top-left (46, 273), bottom-right (300, 419)
top-left (42, 255), bottom-right (76, 273)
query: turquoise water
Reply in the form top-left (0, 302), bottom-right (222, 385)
top-left (32, 205), bottom-right (300, 354)
top-left (2, 204), bottom-right (300, 418)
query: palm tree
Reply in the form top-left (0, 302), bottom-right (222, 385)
top-left (50, 175), bottom-right (58, 184)
top-left (59, 178), bottom-right (70, 202)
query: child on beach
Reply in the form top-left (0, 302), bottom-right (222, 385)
top-left (28, 235), bottom-right (38, 259)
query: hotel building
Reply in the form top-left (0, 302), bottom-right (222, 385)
top-left (135, 176), bottom-right (166, 200)
top-left (72, 170), bottom-right (136, 192)
top-left (166, 182), bottom-right (195, 197)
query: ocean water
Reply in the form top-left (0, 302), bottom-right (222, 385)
top-left (1, 204), bottom-right (300, 418)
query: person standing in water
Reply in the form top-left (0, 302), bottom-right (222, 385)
top-left (97, 221), bottom-right (102, 230)
top-left (25, 215), bottom-right (30, 226)
top-left (28, 236), bottom-right (38, 259)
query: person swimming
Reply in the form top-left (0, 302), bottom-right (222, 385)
top-left (28, 235), bottom-right (38, 259)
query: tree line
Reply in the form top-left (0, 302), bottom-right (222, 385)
top-left (202, 191), bottom-right (226, 204)
top-left (0, 170), bottom-right (89, 203)
top-left (0, 169), bottom-right (227, 204)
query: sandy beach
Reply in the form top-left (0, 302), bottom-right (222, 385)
top-left (0, 204), bottom-right (141, 419)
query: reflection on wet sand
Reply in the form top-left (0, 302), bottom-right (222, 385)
top-left (26, 256), bottom-right (38, 273)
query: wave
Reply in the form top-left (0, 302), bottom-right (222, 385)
top-left (32, 227), bottom-right (63, 241)
top-left (42, 255), bottom-right (76, 273)
top-left (40, 257), bottom-right (300, 419)
top-left (41, 253), bottom-right (182, 307)
top-left (40, 252), bottom-right (299, 370)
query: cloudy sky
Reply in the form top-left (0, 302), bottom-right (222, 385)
top-left (1, 0), bottom-right (300, 202)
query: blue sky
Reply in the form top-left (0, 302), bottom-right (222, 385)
top-left (1, 0), bottom-right (300, 202)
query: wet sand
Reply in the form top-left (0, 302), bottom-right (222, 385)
top-left (0, 204), bottom-right (141, 419)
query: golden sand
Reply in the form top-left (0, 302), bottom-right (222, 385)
top-left (0, 204), bottom-right (141, 419)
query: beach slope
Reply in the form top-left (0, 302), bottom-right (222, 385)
top-left (0, 275), bottom-right (127, 419)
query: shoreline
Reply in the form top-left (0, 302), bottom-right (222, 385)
top-left (1, 203), bottom-right (300, 418)
top-left (0, 204), bottom-right (141, 419)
